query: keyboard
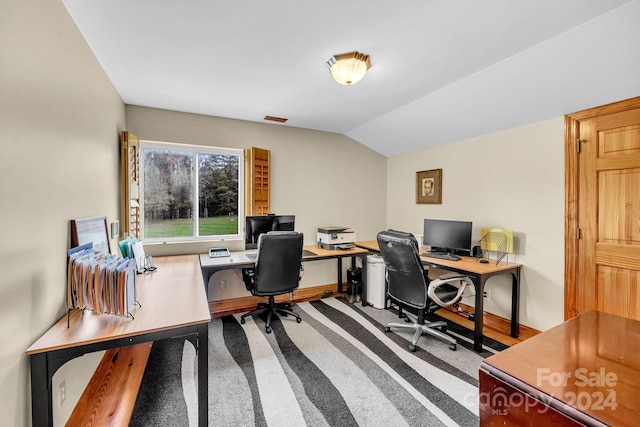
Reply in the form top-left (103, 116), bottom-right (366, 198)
top-left (423, 252), bottom-right (461, 261)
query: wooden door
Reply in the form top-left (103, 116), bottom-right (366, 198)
top-left (565, 97), bottom-right (640, 319)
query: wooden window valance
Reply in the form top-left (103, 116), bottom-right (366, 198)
top-left (244, 147), bottom-right (271, 216)
top-left (120, 131), bottom-right (140, 239)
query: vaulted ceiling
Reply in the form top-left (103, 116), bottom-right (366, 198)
top-left (62, 0), bottom-right (640, 157)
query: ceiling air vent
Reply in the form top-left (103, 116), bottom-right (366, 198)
top-left (263, 115), bottom-right (288, 123)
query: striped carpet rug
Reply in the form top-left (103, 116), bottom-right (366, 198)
top-left (130, 298), bottom-right (506, 427)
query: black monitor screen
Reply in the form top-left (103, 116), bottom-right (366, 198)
top-left (273, 215), bottom-right (295, 231)
top-left (245, 214), bottom-right (295, 249)
top-left (423, 219), bottom-right (472, 254)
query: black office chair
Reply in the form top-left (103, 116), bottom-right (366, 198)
top-left (240, 231), bottom-right (304, 333)
top-left (377, 229), bottom-right (472, 351)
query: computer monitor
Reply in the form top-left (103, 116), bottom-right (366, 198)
top-left (423, 219), bottom-right (472, 256)
top-left (273, 215), bottom-right (295, 231)
top-left (244, 214), bottom-right (295, 249)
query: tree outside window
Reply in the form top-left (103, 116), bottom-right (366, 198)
top-left (140, 142), bottom-right (243, 241)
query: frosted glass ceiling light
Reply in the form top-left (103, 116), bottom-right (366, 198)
top-left (326, 51), bottom-right (371, 86)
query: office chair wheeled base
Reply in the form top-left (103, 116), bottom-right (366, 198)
top-left (384, 312), bottom-right (457, 352)
top-left (240, 295), bottom-right (302, 334)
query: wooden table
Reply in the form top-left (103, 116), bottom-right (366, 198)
top-left (356, 240), bottom-right (522, 352)
top-left (480, 310), bottom-right (640, 426)
top-left (26, 255), bottom-right (211, 427)
top-left (199, 245), bottom-right (369, 303)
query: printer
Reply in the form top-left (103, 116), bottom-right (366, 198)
top-left (317, 226), bottom-right (356, 250)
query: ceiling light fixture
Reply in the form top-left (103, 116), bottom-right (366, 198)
top-left (326, 51), bottom-right (371, 86)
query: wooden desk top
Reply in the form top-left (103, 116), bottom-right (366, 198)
top-left (26, 255), bottom-right (211, 355)
top-left (199, 245), bottom-right (368, 269)
top-left (301, 245), bottom-right (367, 259)
top-left (420, 254), bottom-right (521, 275)
top-left (482, 310), bottom-right (640, 425)
top-left (355, 240), bottom-right (380, 252)
top-left (356, 240), bottom-right (521, 275)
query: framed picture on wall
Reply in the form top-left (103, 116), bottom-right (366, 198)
top-left (416, 169), bottom-right (442, 204)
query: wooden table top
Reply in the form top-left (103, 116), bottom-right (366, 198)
top-left (356, 240), bottom-right (380, 252)
top-left (26, 255), bottom-right (211, 355)
top-left (301, 245), bottom-right (368, 259)
top-left (420, 254), bottom-right (521, 275)
top-left (356, 240), bottom-right (521, 274)
top-left (482, 310), bottom-right (640, 425)
top-left (199, 245), bottom-right (368, 269)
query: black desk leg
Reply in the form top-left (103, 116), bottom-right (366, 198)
top-left (337, 258), bottom-right (343, 293)
top-left (510, 270), bottom-right (520, 338)
top-left (197, 322), bottom-right (208, 427)
top-left (473, 279), bottom-right (485, 353)
top-left (30, 352), bottom-right (51, 427)
top-left (360, 253), bottom-right (368, 307)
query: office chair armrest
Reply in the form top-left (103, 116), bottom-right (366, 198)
top-left (428, 275), bottom-right (473, 307)
top-left (242, 268), bottom-right (256, 291)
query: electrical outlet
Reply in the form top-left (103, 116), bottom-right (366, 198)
top-left (110, 220), bottom-right (120, 239)
top-left (58, 380), bottom-right (66, 408)
top-left (483, 290), bottom-right (491, 300)
top-left (220, 279), bottom-right (227, 289)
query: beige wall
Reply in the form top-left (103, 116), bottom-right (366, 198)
top-left (0, 0), bottom-right (126, 424)
top-left (126, 106), bottom-right (566, 331)
top-left (387, 118), bottom-right (565, 331)
top-left (126, 105), bottom-right (388, 299)
top-left (1, 0), bottom-right (567, 423)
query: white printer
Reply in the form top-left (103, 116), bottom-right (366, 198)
top-left (316, 226), bottom-right (356, 250)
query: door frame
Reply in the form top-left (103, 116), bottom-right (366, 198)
top-left (564, 96), bottom-right (640, 320)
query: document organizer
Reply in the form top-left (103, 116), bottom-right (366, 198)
top-left (478, 228), bottom-right (513, 264)
top-left (119, 236), bottom-right (156, 273)
top-left (66, 243), bottom-right (140, 326)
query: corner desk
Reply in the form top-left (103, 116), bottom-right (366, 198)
top-left (356, 241), bottom-right (521, 352)
top-left (480, 310), bottom-right (640, 426)
top-left (26, 255), bottom-right (211, 427)
top-left (199, 245), bottom-right (369, 303)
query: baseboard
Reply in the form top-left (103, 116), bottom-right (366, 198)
top-left (210, 287), bottom-right (540, 346)
top-left (210, 284), bottom-right (341, 317)
top-left (437, 303), bottom-right (540, 345)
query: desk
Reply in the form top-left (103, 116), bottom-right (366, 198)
top-left (199, 245), bottom-right (368, 304)
top-left (26, 255), bottom-right (211, 427)
top-left (356, 240), bottom-right (521, 352)
top-left (479, 311), bottom-right (640, 426)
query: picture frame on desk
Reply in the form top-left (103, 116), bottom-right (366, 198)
top-left (70, 216), bottom-right (111, 253)
top-left (416, 168), bottom-right (442, 204)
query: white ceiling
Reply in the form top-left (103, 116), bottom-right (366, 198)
top-left (62, 0), bottom-right (640, 157)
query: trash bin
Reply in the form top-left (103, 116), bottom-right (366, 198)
top-left (367, 255), bottom-right (386, 309)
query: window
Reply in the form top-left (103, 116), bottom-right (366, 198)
top-left (139, 141), bottom-right (243, 242)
